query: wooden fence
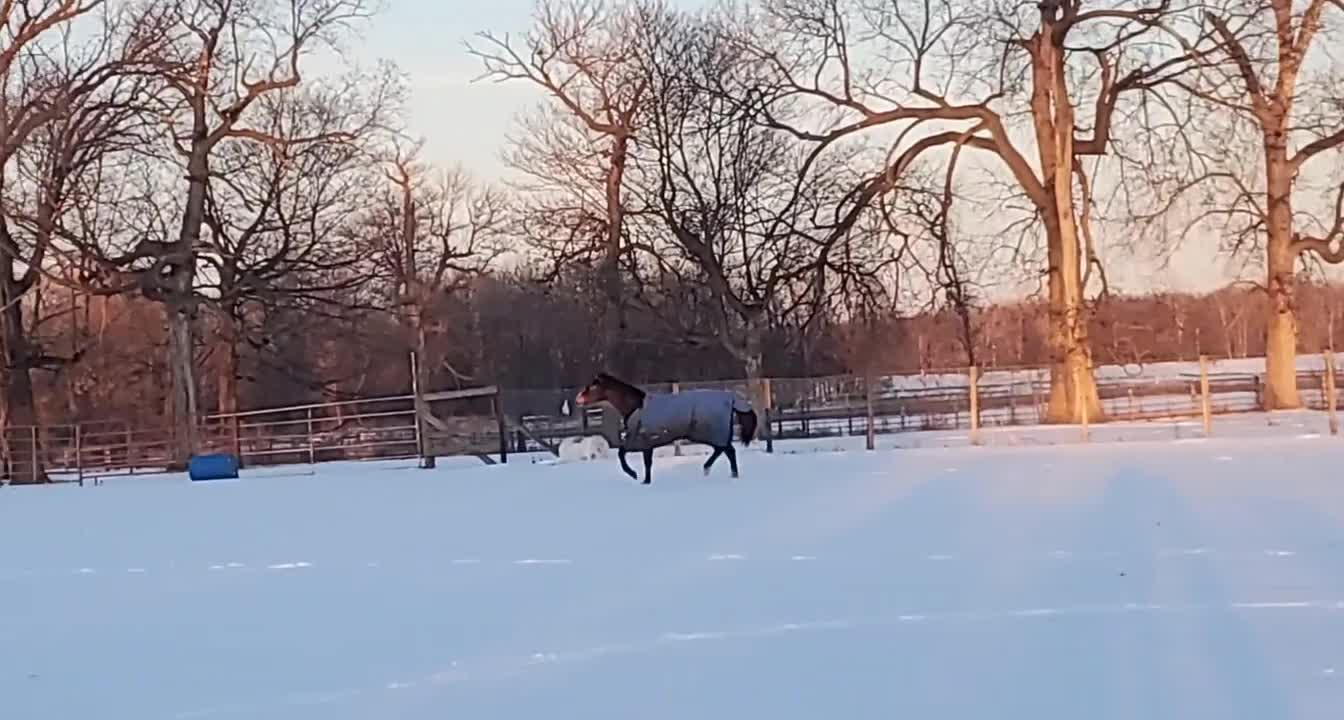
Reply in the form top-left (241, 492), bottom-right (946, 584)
top-left (1, 386), bottom-right (508, 485)
top-left (2, 356), bottom-right (1340, 485)
top-left (504, 358), bottom-right (1344, 452)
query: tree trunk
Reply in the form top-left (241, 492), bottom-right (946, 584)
top-left (1328, 302), bottom-right (1337, 352)
top-left (397, 166), bottom-right (436, 470)
top-left (739, 313), bottom-right (769, 415)
top-left (1030, 23), bottom-right (1101, 425)
top-left (1040, 134), bottom-right (1101, 423)
top-left (217, 315), bottom-right (240, 416)
top-left (602, 133), bottom-right (631, 377)
top-left (167, 305), bottom-right (198, 469)
top-left (217, 312), bottom-right (242, 463)
top-left (164, 138), bottom-right (210, 470)
top-left (64, 287), bottom-right (81, 421)
top-left (0, 260), bottom-right (44, 484)
top-left (743, 329), bottom-right (764, 379)
top-left (1042, 215), bottom-right (1103, 424)
top-left (1262, 159), bottom-right (1301, 409)
top-left (412, 312), bottom-right (435, 469)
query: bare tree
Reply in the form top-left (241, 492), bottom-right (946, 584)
top-left (68, 0), bottom-right (383, 466)
top-left (1167, 0), bottom-right (1344, 408)
top-left (744, 0), bottom-right (1214, 422)
top-left (357, 140), bottom-right (507, 467)
top-left (499, 107), bottom-right (609, 274)
top-left (0, 2), bottom-right (165, 482)
top-left (470, 0), bottom-right (653, 374)
top-left (904, 188), bottom-right (983, 368)
top-left (624, 5), bottom-right (897, 388)
top-left (199, 69), bottom-right (399, 416)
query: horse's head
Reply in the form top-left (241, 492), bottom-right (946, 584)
top-left (575, 373), bottom-right (617, 406)
top-left (575, 373), bottom-right (643, 415)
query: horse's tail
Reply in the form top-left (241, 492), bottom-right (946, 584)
top-left (735, 408), bottom-right (758, 446)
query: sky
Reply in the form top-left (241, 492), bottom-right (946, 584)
top-left (346, 0), bottom-right (1322, 300)
top-left (355, 0), bottom-right (551, 180)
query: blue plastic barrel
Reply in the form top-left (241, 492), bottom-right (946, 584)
top-left (189, 453), bottom-right (240, 481)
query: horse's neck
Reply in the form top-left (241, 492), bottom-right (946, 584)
top-left (610, 391), bottom-right (644, 421)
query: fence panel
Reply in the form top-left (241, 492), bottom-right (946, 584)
top-left (5, 363), bottom-right (1343, 485)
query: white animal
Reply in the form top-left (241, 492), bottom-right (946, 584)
top-left (557, 434), bottom-right (611, 462)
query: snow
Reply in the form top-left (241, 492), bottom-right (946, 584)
top-left (4, 421), bottom-right (1344, 719)
top-left (678, 353), bottom-right (1342, 444)
top-left (879, 352), bottom-right (1333, 391)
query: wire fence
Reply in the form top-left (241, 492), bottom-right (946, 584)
top-left (1, 354), bottom-right (1339, 485)
top-left (503, 356), bottom-right (1343, 451)
top-left (1, 386), bottom-right (509, 485)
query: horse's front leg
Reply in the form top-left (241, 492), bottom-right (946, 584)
top-left (618, 448), bottom-right (638, 481)
top-left (703, 447), bottom-right (723, 476)
top-left (641, 448), bottom-right (653, 484)
top-left (725, 444), bottom-right (739, 479)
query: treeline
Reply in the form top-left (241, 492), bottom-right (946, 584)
top-left (27, 274), bottom-right (1344, 429)
top-left (3, 0), bottom-right (1344, 481)
top-left (463, 0), bottom-right (1344, 422)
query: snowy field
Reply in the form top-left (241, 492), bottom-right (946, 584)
top-left (5, 422), bottom-right (1344, 719)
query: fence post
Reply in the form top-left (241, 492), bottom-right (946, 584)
top-left (231, 413), bottom-right (243, 469)
top-left (763, 378), bottom-right (775, 453)
top-left (1199, 355), bottom-right (1212, 436)
top-left (1073, 361), bottom-right (1089, 442)
top-left (30, 425), bottom-right (38, 483)
top-left (672, 382), bottom-right (681, 456)
top-left (864, 369), bottom-right (875, 451)
top-left (306, 407), bottom-right (316, 466)
top-left (764, 407), bottom-right (774, 454)
top-left (1327, 353), bottom-right (1339, 436)
top-left (493, 391), bottom-right (508, 464)
top-left (75, 424), bottom-right (84, 487)
top-left (409, 351), bottom-right (429, 468)
top-left (1033, 370), bottom-right (1044, 424)
top-left (969, 365), bottom-right (981, 446)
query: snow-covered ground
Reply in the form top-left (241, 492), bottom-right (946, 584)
top-left (4, 422), bottom-right (1344, 719)
top-left (876, 351), bottom-right (1334, 391)
top-left (649, 353), bottom-right (1343, 443)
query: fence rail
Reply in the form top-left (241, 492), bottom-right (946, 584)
top-left (1, 386), bottom-right (510, 485)
top-left (504, 358), bottom-right (1344, 451)
top-left (1, 355), bottom-right (1340, 485)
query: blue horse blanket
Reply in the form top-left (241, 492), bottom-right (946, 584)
top-left (621, 389), bottom-right (751, 450)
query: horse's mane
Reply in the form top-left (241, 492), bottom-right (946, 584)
top-left (597, 372), bottom-right (646, 400)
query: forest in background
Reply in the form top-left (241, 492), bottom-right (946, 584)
top-left (27, 273), bottom-right (1344, 430)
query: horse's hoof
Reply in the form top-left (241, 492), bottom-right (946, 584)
top-left (731, 472), bottom-right (739, 479)
top-left (642, 479), bottom-right (651, 485)
top-left (703, 467), bottom-right (710, 476)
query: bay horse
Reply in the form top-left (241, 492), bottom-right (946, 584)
top-left (574, 373), bottom-right (758, 484)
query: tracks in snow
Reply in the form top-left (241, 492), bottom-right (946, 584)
top-left (168, 597), bottom-right (1344, 718)
top-left (2, 545), bottom-right (1328, 581)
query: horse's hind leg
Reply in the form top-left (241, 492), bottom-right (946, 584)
top-left (618, 448), bottom-right (638, 481)
top-left (725, 444), bottom-right (739, 479)
top-left (703, 447), bottom-right (723, 476)
top-left (641, 448), bottom-right (653, 485)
